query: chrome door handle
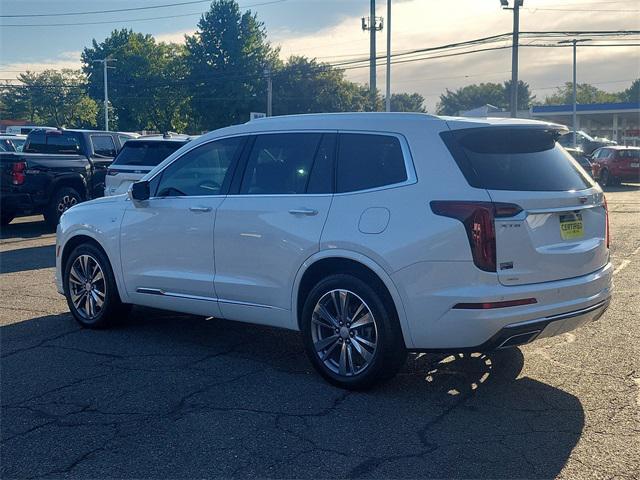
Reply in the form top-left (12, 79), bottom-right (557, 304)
top-left (189, 206), bottom-right (212, 212)
top-left (289, 208), bottom-right (318, 216)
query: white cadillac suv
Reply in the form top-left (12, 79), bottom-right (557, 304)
top-left (55, 113), bottom-right (612, 389)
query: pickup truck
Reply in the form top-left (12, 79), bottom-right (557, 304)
top-left (1, 128), bottom-right (133, 227)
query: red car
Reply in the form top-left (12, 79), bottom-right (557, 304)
top-left (591, 146), bottom-right (640, 186)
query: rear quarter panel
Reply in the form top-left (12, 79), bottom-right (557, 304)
top-left (318, 121), bottom-right (493, 348)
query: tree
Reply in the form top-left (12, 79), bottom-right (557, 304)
top-left (272, 56), bottom-right (371, 115)
top-left (184, 0), bottom-right (279, 130)
top-left (82, 29), bottom-right (190, 132)
top-left (543, 82), bottom-right (622, 105)
top-left (436, 80), bottom-right (534, 115)
top-left (436, 82), bottom-right (505, 115)
top-left (0, 70), bottom-right (97, 128)
top-left (503, 80), bottom-right (535, 110)
top-left (389, 92), bottom-right (426, 112)
top-left (621, 79), bottom-right (639, 103)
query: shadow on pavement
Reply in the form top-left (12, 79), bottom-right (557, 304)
top-left (1, 309), bottom-right (584, 479)
top-left (0, 244), bottom-right (56, 274)
top-left (0, 216), bottom-right (51, 240)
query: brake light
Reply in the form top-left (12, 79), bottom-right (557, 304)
top-left (11, 161), bottom-right (26, 185)
top-left (604, 195), bottom-right (610, 249)
top-left (430, 201), bottom-right (522, 272)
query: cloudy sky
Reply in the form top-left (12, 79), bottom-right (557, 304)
top-left (1, 0), bottom-right (638, 111)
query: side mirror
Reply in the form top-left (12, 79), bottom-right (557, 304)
top-left (130, 180), bottom-right (150, 202)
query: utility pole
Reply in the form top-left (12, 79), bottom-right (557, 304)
top-left (265, 67), bottom-right (273, 117)
top-left (385, 0), bottom-right (391, 112)
top-left (559, 38), bottom-right (591, 147)
top-left (93, 58), bottom-right (115, 131)
top-left (362, 1), bottom-right (383, 110)
top-left (500, 0), bottom-right (522, 118)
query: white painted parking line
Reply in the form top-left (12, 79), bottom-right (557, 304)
top-left (613, 244), bottom-right (640, 276)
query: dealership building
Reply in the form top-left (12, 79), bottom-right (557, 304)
top-left (461, 101), bottom-right (640, 146)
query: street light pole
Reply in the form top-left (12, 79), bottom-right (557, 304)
top-left (559, 38), bottom-right (591, 147)
top-left (501, 0), bottom-right (522, 118)
top-left (370, 0), bottom-right (376, 98)
top-left (93, 58), bottom-right (115, 131)
top-left (265, 67), bottom-right (273, 117)
top-left (362, 2), bottom-right (382, 110)
top-left (385, 0), bottom-right (391, 112)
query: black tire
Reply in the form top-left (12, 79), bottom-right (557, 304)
top-left (301, 274), bottom-right (407, 390)
top-left (45, 187), bottom-right (82, 229)
top-left (63, 242), bottom-right (130, 329)
top-left (1, 212), bottom-right (15, 226)
top-left (599, 168), bottom-right (611, 187)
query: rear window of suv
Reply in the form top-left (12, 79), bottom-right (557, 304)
top-left (441, 128), bottom-right (593, 191)
top-left (112, 140), bottom-right (187, 167)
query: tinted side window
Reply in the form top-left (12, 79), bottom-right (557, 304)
top-left (24, 131), bottom-right (45, 153)
top-left (240, 133), bottom-right (322, 195)
top-left (91, 135), bottom-right (117, 157)
top-left (337, 134), bottom-right (407, 193)
top-left (46, 133), bottom-right (81, 154)
top-left (307, 134), bottom-right (336, 194)
top-left (112, 141), bottom-right (186, 167)
top-left (155, 137), bottom-right (242, 197)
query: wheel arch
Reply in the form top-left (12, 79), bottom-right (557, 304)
top-left (48, 176), bottom-right (88, 201)
top-left (292, 250), bottom-right (414, 348)
top-left (60, 232), bottom-right (128, 304)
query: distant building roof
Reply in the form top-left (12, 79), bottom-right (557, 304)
top-left (532, 102), bottom-right (640, 115)
top-left (459, 104), bottom-right (502, 117)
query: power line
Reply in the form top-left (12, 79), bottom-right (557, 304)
top-left (1, 0), bottom-right (217, 18)
top-left (525, 7), bottom-right (640, 12)
top-left (0, 0), bottom-right (288, 27)
top-left (1, 32), bottom-right (638, 87)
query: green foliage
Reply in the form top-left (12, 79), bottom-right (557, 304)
top-left (272, 56), bottom-right (371, 115)
top-left (621, 79), bottom-right (639, 103)
top-left (82, 29), bottom-right (191, 132)
top-left (184, 0), bottom-right (280, 130)
top-left (436, 80), bottom-right (534, 115)
top-left (0, 69), bottom-right (98, 128)
top-left (389, 92), bottom-right (426, 112)
top-left (543, 82), bottom-right (623, 105)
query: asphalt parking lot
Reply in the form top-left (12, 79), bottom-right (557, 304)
top-left (1, 185), bottom-right (639, 479)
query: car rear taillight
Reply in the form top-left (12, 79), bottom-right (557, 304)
top-left (430, 201), bottom-right (522, 273)
top-left (604, 195), bottom-right (610, 249)
top-left (11, 161), bottom-right (26, 185)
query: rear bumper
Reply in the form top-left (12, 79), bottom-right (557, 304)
top-left (475, 298), bottom-right (609, 350)
top-left (392, 261), bottom-right (613, 350)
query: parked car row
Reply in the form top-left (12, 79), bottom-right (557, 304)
top-left (0, 128), bottom-right (135, 226)
top-left (0, 128), bottom-right (200, 227)
top-left (55, 113), bottom-right (613, 389)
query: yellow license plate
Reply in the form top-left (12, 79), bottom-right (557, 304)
top-left (559, 212), bottom-right (584, 240)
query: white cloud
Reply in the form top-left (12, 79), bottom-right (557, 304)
top-left (1, 51), bottom-right (82, 79)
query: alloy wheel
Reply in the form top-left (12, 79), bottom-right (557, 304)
top-left (57, 194), bottom-right (78, 213)
top-left (68, 254), bottom-right (106, 320)
top-left (311, 289), bottom-right (378, 377)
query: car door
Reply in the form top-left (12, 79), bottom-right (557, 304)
top-left (120, 136), bottom-right (245, 317)
top-left (89, 135), bottom-right (118, 198)
top-left (214, 132), bottom-right (335, 328)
